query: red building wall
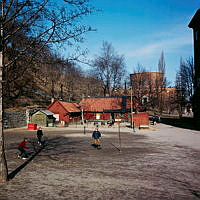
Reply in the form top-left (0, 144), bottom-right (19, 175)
top-left (84, 113), bottom-right (95, 120)
top-left (83, 112), bottom-right (111, 121)
top-left (132, 112), bottom-right (149, 128)
top-left (48, 101), bottom-right (69, 122)
top-left (83, 112), bottom-right (130, 121)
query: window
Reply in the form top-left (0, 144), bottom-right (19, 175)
top-left (96, 113), bottom-right (101, 120)
top-left (196, 31), bottom-right (198, 41)
top-left (142, 96), bottom-right (148, 104)
top-left (120, 113), bottom-right (125, 118)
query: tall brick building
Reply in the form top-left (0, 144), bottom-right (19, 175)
top-left (130, 72), bottom-right (164, 103)
top-left (130, 72), bottom-right (177, 113)
top-left (188, 9), bottom-right (200, 122)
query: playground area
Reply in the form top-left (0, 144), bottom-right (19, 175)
top-left (0, 124), bottom-right (200, 200)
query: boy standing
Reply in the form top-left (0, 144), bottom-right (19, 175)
top-left (37, 127), bottom-right (43, 145)
top-left (92, 127), bottom-right (101, 149)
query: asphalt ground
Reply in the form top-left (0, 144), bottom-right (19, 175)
top-left (0, 124), bottom-right (200, 200)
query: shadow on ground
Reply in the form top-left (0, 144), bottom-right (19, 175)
top-left (8, 145), bottom-right (44, 180)
top-left (7, 136), bottom-right (87, 181)
top-left (161, 117), bottom-right (200, 131)
top-left (2, 129), bottom-right (200, 200)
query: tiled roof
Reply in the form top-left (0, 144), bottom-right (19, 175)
top-left (80, 97), bottom-right (126, 112)
top-left (59, 101), bottom-right (81, 113)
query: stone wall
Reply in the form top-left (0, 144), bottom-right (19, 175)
top-left (3, 108), bottom-right (40, 129)
top-left (3, 111), bottom-right (27, 129)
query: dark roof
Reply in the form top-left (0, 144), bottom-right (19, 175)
top-left (40, 110), bottom-right (54, 116)
top-left (33, 110), bottom-right (54, 116)
top-left (188, 9), bottom-right (200, 28)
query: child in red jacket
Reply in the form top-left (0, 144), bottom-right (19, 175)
top-left (18, 138), bottom-right (29, 159)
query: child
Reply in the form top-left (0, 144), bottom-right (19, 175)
top-left (92, 127), bottom-right (101, 148)
top-left (18, 138), bottom-right (29, 159)
top-left (37, 127), bottom-right (43, 145)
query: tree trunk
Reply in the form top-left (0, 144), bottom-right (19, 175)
top-left (0, 11), bottom-right (8, 181)
top-left (0, 55), bottom-right (8, 182)
top-left (0, 124), bottom-right (8, 182)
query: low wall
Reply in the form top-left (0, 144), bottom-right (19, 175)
top-left (3, 111), bottom-right (27, 129)
top-left (3, 108), bottom-right (39, 129)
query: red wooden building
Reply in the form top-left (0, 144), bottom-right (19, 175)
top-left (47, 100), bottom-right (81, 124)
top-left (79, 96), bottom-right (138, 122)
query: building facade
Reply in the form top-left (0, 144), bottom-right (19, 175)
top-left (130, 72), bottom-right (178, 114)
top-left (188, 9), bottom-right (200, 122)
top-left (47, 100), bottom-right (81, 125)
top-left (31, 110), bottom-right (55, 127)
top-left (130, 72), bottom-right (164, 98)
top-left (130, 72), bottom-right (165, 107)
top-left (79, 96), bottom-right (138, 122)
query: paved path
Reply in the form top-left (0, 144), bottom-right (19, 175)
top-left (138, 123), bottom-right (200, 150)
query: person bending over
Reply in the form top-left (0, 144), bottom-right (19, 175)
top-left (18, 138), bottom-right (29, 159)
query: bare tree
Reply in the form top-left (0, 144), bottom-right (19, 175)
top-left (131, 63), bottom-right (147, 102)
top-left (183, 57), bottom-right (194, 99)
top-left (175, 57), bottom-right (194, 117)
top-left (130, 52), bottom-right (168, 114)
top-left (156, 51), bottom-right (167, 114)
top-left (0, 0), bottom-right (95, 182)
top-left (93, 41), bottom-right (126, 96)
top-left (2, 0), bottom-right (95, 103)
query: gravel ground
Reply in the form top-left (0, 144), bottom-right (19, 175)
top-left (0, 123), bottom-right (200, 200)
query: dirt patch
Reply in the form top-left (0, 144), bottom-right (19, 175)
top-left (0, 128), bottom-right (200, 200)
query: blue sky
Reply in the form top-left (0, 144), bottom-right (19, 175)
top-left (75, 0), bottom-right (200, 86)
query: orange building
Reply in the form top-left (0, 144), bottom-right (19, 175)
top-left (130, 72), bottom-right (178, 113)
top-left (130, 72), bottom-right (164, 103)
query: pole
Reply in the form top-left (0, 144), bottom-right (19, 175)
top-left (130, 86), bottom-right (133, 128)
top-left (118, 122), bottom-right (121, 152)
top-left (130, 86), bottom-right (135, 132)
top-left (0, 0), bottom-right (8, 182)
top-left (83, 125), bottom-right (86, 135)
top-left (81, 108), bottom-right (84, 124)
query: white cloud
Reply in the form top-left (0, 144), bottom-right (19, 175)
top-left (121, 24), bottom-right (193, 59)
top-left (125, 35), bottom-right (192, 58)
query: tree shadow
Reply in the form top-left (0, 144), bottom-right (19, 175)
top-left (161, 117), bottom-right (200, 131)
top-left (163, 176), bottom-right (200, 199)
top-left (7, 136), bottom-right (87, 180)
top-left (42, 136), bottom-right (85, 155)
top-left (8, 145), bottom-right (44, 180)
